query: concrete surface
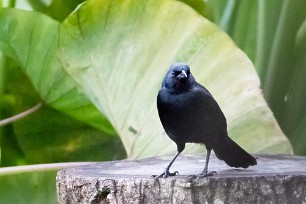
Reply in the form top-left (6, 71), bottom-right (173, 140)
top-left (56, 154), bottom-right (306, 204)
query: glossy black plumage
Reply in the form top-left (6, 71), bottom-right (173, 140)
top-left (156, 62), bottom-right (257, 178)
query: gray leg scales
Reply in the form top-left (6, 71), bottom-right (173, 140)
top-left (153, 151), bottom-right (181, 179)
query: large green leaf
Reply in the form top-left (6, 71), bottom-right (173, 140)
top-left (27, 0), bottom-right (85, 21)
top-left (0, 8), bottom-right (115, 135)
top-left (14, 107), bottom-right (126, 163)
top-left (0, 0), bottom-right (292, 159)
top-left (0, 55), bottom-right (125, 165)
top-left (59, 0), bottom-right (292, 157)
top-left (0, 56), bottom-right (27, 166)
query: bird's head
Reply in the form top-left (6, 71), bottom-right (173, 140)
top-left (162, 62), bottom-right (196, 93)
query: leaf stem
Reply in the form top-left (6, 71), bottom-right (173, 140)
top-left (0, 162), bottom-right (93, 176)
top-left (0, 102), bottom-right (43, 126)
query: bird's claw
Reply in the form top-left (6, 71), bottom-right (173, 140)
top-left (167, 170), bottom-right (179, 177)
top-left (152, 170), bottom-right (179, 179)
top-left (200, 170), bottom-right (217, 177)
top-left (187, 171), bottom-right (217, 182)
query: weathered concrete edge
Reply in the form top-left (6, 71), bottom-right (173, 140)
top-left (56, 170), bottom-right (306, 204)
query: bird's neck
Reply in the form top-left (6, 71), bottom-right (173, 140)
top-left (169, 81), bottom-right (195, 94)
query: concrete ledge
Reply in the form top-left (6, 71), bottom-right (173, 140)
top-left (56, 154), bottom-right (306, 203)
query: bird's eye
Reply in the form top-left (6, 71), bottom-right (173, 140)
top-left (172, 70), bottom-right (180, 76)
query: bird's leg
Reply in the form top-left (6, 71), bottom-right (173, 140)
top-left (154, 151), bottom-right (181, 179)
top-left (199, 148), bottom-right (216, 177)
top-left (187, 148), bottom-right (216, 181)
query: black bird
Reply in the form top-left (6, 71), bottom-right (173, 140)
top-left (156, 62), bottom-right (257, 178)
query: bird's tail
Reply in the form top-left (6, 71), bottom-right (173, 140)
top-left (213, 136), bottom-right (257, 168)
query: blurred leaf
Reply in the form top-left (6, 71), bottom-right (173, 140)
top-left (0, 56), bottom-right (26, 167)
top-left (0, 162), bottom-right (91, 203)
top-left (217, 0), bottom-right (238, 32)
top-left (27, 0), bottom-right (85, 21)
top-left (291, 115), bottom-right (306, 155)
top-left (255, 0), bottom-right (283, 81)
top-left (229, 0), bottom-right (257, 61)
top-left (207, 0), bottom-right (306, 155)
top-left (282, 19), bottom-right (306, 154)
top-left (25, 0), bottom-right (48, 12)
top-left (0, 56), bottom-right (125, 165)
top-left (47, 0), bottom-right (85, 21)
top-left (177, 0), bottom-right (207, 17)
top-left (58, 0), bottom-right (292, 157)
top-left (0, 122), bottom-right (26, 166)
top-left (0, 171), bottom-right (56, 203)
top-left (263, 0), bottom-right (306, 122)
top-left (0, 8), bottom-right (116, 135)
top-left (14, 107), bottom-right (126, 163)
top-left (205, 0), bottom-right (228, 23)
top-left (207, 0), bottom-right (259, 64)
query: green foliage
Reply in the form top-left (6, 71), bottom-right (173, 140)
top-left (0, 170), bottom-right (57, 204)
top-left (27, 0), bottom-right (85, 21)
top-left (0, 163), bottom-right (92, 204)
top-left (0, 8), bottom-right (115, 135)
top-left (0, 55), bottom-right (125, 166)
top-left (204, 0), bottom-right (306, 155)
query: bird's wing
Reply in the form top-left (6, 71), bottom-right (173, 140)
top-left (194, 82), bottom-right (228, 131)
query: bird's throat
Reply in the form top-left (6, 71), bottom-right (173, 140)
top-left (173, 78), bottom-right (190, 92)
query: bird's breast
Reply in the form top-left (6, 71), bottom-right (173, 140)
top-left (157, 89), bottom-right (211, 143)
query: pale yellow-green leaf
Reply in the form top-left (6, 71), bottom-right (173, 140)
top-left (59, 0), bottom-right (292, 158)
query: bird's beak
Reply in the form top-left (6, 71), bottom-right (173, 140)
top-left (178, 70), bottom-right (188, 79)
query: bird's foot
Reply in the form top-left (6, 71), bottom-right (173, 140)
top-left (187, 170), bottom-right (217, 182)
top-left (199, 170), bottom-right (217, 177)
top-left (152, 169), bottom-right (179, 179)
